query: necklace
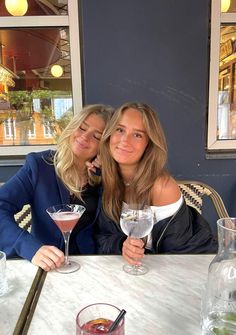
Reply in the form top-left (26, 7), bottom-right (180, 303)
top-left (123, 179), bottom-right (132, 187)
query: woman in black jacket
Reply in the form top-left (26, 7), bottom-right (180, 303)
top-left (95, 102), bottom-right (217, 265)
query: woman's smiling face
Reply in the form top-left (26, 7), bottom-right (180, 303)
top-left (109, 108), bottom-right (149, 168)
top-left (70, 113), bottom-right (105, 162)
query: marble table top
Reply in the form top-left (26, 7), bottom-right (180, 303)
top-left (0, 259), bottom-right (38, 335)
top-left (27, 254), bottom-right (214, 335)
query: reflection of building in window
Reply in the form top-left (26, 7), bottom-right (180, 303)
top-left (53, 98), bottom-right (72, 118)
top-left (215, 22), bottom-right (236, 140)
top-left (0, 1), bottom-right (82, 157)
top-left (4, 118), bottom-right (15, 139)
top-left (33, 98), bottom-right (40, 112)
top-left (28, 120), bottom-right (36, 138)
top-left (208, 0), bottom-right (236, 150)
top-left (33, 97), bottom-right (72, 119)
top-left (0, 93), bottom-right (72, 145)
top-left (43, 122), bottom-right (53, 138)
top-left (218, 42), bottom-right (236, 139)
top-left (218, 91), bottom-right (230, 139)
top-left (0, 111), bottom-right (59, 145)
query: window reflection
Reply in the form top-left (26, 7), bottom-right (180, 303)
top-left (217, 25), bottom-right (236, 139)
top-left (0, 0), bottom-right (68, 16)
top-left (0, 27), bottom-right (73, 146)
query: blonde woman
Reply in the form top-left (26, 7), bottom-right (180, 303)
top-left (0, 104), bottom-right (113, 271)
top-left (95, 102), bottom-right (217, 264)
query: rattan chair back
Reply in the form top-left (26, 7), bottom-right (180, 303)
top-left (14, 204), bottom-right (32, 231)
top-left (0, 180), bottom-right (229, 232)
top-left (178, 180), bottom-right (229, 219)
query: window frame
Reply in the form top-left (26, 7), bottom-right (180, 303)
top-left (4, 118), bottom-right (15, 139)
top-left (208, 0), bottom-right (236, 152)
top-left (0, 0), bottom-right (82, 158)
top-left (28, 120), bottom-right (36, 139)
top-left (43, 122), bottom-right (53, 138)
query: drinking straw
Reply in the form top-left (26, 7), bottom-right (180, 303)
top-left (108, 309), bottom-right (126, 332)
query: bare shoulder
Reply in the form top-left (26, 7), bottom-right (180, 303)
top-left (151, 175), bottom-right (181, 206)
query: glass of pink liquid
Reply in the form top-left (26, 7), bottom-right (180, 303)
top-left (76, 303), bottom-right (125, 335)
top-left (46, 204), bottom-right (85, 274)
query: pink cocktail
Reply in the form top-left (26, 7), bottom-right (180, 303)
top-left (82, 318), bottom-right (113, 334)
top-left (46, 204), bottom-right (85, 274)
top-left (53, 211), bottom-right (80, 232)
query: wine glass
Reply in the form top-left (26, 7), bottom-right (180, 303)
top-left (46, 204), bottom-right (86, 274)
top-left (120, 203), bottom-right (154, 275)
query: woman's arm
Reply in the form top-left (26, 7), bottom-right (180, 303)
top-left (0, 158), bottom-right (41, 259)
top-left (0, 153), bottom-right (64, 271)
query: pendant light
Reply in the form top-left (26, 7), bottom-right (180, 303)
top-left (5, 0), bottom-right (28, 16)
top-left (51, 64), bottom-right (63, 78)
top-left (221, 0), bottom-right (231, 12)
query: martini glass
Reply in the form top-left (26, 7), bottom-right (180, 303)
top-left (120, 203), bottom-right (154, 275)
top-left (46, 204), bottom-right (86, 274)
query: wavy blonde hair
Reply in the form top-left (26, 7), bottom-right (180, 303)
top-left (54, 104), bottom-right (114, 199)
top-left (100, 102), bottom-right (168, 223)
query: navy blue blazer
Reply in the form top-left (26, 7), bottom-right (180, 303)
top-left (0, 150), bottom-right (97, 261)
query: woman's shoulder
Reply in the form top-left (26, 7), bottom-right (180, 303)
top-left (151, 174), bottom-right (181, 206)
top-left (26, 150), bottom-right (55, 164)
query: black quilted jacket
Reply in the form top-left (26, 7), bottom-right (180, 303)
top-left (94, 200), bottom-right (218, 254)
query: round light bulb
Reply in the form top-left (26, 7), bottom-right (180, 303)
top-left (5, 0), bottom-right (28, 16)
top-left (51, 65), bottom-right (63, 78)
top-left (221, 0), bottom-right (231, 12)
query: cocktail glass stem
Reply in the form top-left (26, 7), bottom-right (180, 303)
top-left (63, 232), bottom-right (71, 265)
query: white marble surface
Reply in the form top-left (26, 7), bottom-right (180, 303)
top-left (0, 259), bottom-right (38, 335)
top-left (27, 254), bottom-right (214, 335)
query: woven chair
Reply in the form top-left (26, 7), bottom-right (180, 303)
top-left (14, 204), bottom-right (32, 232)
top-left (177, 180), bottom-right (229, 219)
top-left (1, 181), bottom-right (229, 232)
top-left (0, 183), bottom-right (32, 231)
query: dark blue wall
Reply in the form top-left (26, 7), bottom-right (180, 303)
top-left (1, 0), bottom-right (235, 230)
top-left (79, 0), bottom-right (236, 228)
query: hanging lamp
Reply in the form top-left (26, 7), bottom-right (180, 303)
top-left (5, 0), bottom-right (28, 16)
top-left (221, 0), bottom-right (231, 12)
top-left (51, 64), bottom-right (63, 78)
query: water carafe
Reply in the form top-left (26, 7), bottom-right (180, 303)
top-left (201, 217), bottom-right (236, 334)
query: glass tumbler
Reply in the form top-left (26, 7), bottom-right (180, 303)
top-left (0, 251), bottom-right (8, 297)
top-left (76, 303), bottom-right (125, 335)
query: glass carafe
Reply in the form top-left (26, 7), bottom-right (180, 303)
top-left (201, 218), bottom-right (236, 335)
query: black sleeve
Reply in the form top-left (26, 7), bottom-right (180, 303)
top-left (152, 201), bottom-right (218, 254)
top-left (94, 208), bottom-right (126, 255)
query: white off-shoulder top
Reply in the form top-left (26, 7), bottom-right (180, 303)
top-left (146, 195), bottom-right (183, 250)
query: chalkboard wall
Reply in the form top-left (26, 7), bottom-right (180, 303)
top-left (1, 0), bottom-right (235, 230)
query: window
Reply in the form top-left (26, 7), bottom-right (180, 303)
top-left (208, 0), bottom-right (236, 152)
top-left (0, 0), bottom-right (82, 158)
top-left (43, 123), bottom-right (53, 138)
top-left (4, 118), bottom-right (15, 139)
top-left (28, 121), bottom-right (36, 139)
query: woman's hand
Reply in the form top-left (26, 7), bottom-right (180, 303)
top-left (122, 237), bottom-right (145, 265)
top-left (31, 245), bottom-right (64, 271)
top-left (86, 155), bottom-right (101, 175)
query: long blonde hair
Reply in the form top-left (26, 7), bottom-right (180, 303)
top-left (100, 102), bottom-right (168, 223)
top-left (54, 104), bottom-right (114, 199)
